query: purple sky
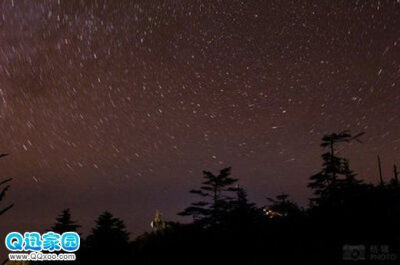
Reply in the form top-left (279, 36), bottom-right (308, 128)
top-left (0, 1), bottom-right (398, 254)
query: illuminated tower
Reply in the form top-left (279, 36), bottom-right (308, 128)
top-left (150, 209), bottom-right (166, 231)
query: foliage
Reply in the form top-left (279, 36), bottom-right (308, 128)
top-left (0, 153), bottom-right (13, 216)
top-left (178, 167), bottom-right (238, 224)
top-left (8, 131), bottom-right (400, 265)
top-left (81, 211), bottom-right (130, 265)
top-left (308, 131), bottom-right (364, 207)
top-left (51, 208), bottom-right (81, 234)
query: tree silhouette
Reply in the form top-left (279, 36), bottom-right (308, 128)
top-left (233, 185), bottom-right (255, 209)
top-left (336, 158), bottom-right (364, 195)
top-left (0, 153), bottom-right (13, 216)
top-left (84, 211), bottom-right (130, 264)
top-left (227, 185), bottom-right (261, 222)
top-left (308, 131), bottom-right (364, 207)
top-left (51, 208), bottom-right (81, 233)
top-left (377, 155), bottom-right (385, 186)
top-left (127, 130), bottom-right (400, 265)
top-left (0, 178), bottom-right (13, 216)
top-left (341, 159), bottom-right (361, 186)
top-left (390, 164), bottom-right (399, 187)
top-left (179, 167), bottom-right (238, 224)
top-left (266, 193), bottom-right (300, 218)
top-left (0, 154), bottom-right (13, 265)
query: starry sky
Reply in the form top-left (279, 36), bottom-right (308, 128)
top-left (0, 0), bottom-right (398, 243)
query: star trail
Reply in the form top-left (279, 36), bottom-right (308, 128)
top-left (0, 0), bottom-right (398, 243)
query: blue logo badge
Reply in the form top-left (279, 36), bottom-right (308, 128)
top-left (5, 232), bottom-right (80, 252)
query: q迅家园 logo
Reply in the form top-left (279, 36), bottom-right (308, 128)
top-left (5, 232), bottom-right (80, 252)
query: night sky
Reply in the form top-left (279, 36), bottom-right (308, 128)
top-left (0, 0), bottom-right (398, 243)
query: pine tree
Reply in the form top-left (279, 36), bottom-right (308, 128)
top-left (308, 131), bottom-right (364, 206)
top-left (84, 211), bottom-right (130, 264)
top-left (87, 211), bottom-right (129, 246)
top-left (178, 167), bottom-right (238, 224)
top-left (234, 186), bottom-right (254, 208)
top-left (230, 185), bottom-right (259, 215)
top-left (51, 208), bottom-right (81, 233)
top-left (222, 185), bottom-right (262, 228)
top-left (341, 159), bottom-right (362, 186)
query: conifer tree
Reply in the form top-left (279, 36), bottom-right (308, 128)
top-left (234, 186), bottom-right (254, 208)
top-left (51, 208), bottom-right (81, 233)
top-left (341, 159), bottom-right (362, 186)
top-left (85, 211), bottom-right (130, 264)
top-left (179, 167), bottom-right (238, 223)
top-left (308, 131), bottom-right (364, 206)
top-left (87, 211), bottom-right (129, 246)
